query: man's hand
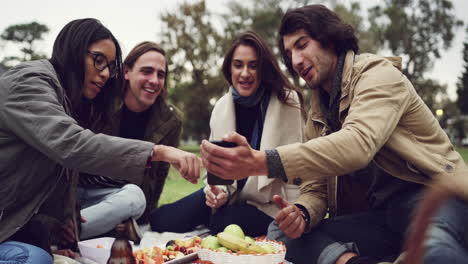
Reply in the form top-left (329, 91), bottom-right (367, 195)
top-left (205, 185), bottom-right (228, 209)
top-left (200, 132), bottom-right (267, 180)
top-left (153, 145), bottom-right (202, 184)
top-left (272, 195), bottom-right (305, 239)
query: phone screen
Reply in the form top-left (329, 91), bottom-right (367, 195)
top-left (206, 140), bottom-right (237, 185)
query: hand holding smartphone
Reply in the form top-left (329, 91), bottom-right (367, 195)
top-left (206, 140), bottom-right (237, 185)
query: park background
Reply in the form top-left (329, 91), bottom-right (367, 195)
top-left (1, 0), bottom-right (468, 206)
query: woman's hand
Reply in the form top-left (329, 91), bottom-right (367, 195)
top-left (153, 145), bottom-right (202, 184)
top-left (205, 185), bottom-right (228, 208)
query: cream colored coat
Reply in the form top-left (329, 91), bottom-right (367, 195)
top-left (205, 88), bottom-right (304, 218)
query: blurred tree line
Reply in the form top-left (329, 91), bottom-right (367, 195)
top-left (1, 0), bottom-right (466, 143)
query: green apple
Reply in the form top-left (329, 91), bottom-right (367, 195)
top-left (217, 247), bottom-right (228, 252)
top-left (261, 243), bottom-right (276, 253)
top-left (244, 236), bottom-right (255, 243)
top-left (223, 224), bottom-right (245, 239)
top-left (201, 235), bottom-right (221, 249)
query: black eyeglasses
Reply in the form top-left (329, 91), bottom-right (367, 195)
top-left (87, 51), bottom-right (118, 78)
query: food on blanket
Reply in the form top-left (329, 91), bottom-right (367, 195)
top-left (133, 236), bottom-right (202, 264)
top-left (223, 224), bottom-right (245, 239)
top-left (200, 236), bottom-right (221, 250)
top-left (217, 232), bottom-right (267, 254)
top-left (96, 244), bottom-right (104, 248)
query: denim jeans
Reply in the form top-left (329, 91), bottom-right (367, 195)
top-left (0, 241), bottom-right (52, 264)
top-left (423, 197), bottom-right (468, 264)
top-left (268, 186), bottom-right (422, 264)
top-left (77, 184), bottom-right (146, 239)
top-left (150, 188), bottom-right (273, 237)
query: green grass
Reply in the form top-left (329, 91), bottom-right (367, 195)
top-left (158, 168), bottom-right (205, 206)
top-left (158, 146), bottom-right (468, 207)
top-left (456, 147), bottom-right (468, 162)
top-left (158, 145), bottom-right (204, 206)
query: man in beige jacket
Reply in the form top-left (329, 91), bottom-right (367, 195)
top-left (201, 4), bottom-right (468, 264)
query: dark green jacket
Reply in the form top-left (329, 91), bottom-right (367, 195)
top-left (101, 96), bottom-right (182, 222)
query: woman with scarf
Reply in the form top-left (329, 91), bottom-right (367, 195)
top-left (150, 31), bottom-right (305, 236)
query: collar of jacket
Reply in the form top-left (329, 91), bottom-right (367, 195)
top-left (309, 50), bottom-right (356, 125)
top-left (109, 96), bottom-right (182, 142)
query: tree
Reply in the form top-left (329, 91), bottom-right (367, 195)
top-left (334, 2), bottom-right (382, 53)
top-left (368, 0), bottom-right (463, 108)
top-left (1, 22), bottom-right (49, 66)
top-left (160, 0), bottom-right (225, 140)
top-left (457, 26), bottom-right (468, 115)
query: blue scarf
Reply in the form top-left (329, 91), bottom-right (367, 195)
top-left (231, 85), bottom-right (270, 150)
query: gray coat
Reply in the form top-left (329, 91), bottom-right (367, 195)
top-left (0, 60), bottom-right (154, 243)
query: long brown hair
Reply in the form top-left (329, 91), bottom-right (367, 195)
top-left (222, 30), bottom-right (303, 108)
top-left (278, 4), bottom-right (358, 78)
top-left (123, 41), bottom-right (168, 97)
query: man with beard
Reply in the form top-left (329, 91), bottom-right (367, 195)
top-left (200, 4), bottom-right (468, 264)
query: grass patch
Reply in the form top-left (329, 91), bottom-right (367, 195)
top-left (158, 145), bottom-right (204, 206)
top-left (456, 147), bottom-right (468, 162)
top-left (158, 168), bottom-right (205, 206)
top-left (158, 146), bottom-right (468, 207)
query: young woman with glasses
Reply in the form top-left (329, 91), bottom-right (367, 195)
top-left (0, 18), bottom-right (201, 263)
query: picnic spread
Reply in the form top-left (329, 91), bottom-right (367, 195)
top-left (54, 224), bottom-right (291, 264)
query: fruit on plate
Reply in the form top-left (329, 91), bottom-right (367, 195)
top-left (244, 236), bottom-right (255, 243)
top-left (223, 224), bottom-right (245, 239)
top-left (133, 236), bottom-right (202, 263)
top-left (200, 235), bottom-right (221, 249)
top-left (217, 232), bottom-right (267, 254)
top-left (261, 243), bottom-right (276, 253)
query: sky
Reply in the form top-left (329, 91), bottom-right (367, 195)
top-left (1, 0), bottom-right (467, 100)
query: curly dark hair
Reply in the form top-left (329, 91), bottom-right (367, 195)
top-left (278, 4), bottom-right (358, 77)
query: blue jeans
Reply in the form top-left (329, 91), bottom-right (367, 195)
top-left (268, 186), bottom-right (422, 264)
top-left (77, 184), bottom-right (146, 239)
top-left (150, 188), bottom-right (273, 236)
top-left (0, 241), bottom-right (52, 264)
top-left (424, 197), bottom-right (468, 264)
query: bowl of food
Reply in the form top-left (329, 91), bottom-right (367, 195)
top-left (197, 224), bottom-right (286, 264)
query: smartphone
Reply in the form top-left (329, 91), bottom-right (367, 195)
top-left (206, 140), bottom-right (237, 185)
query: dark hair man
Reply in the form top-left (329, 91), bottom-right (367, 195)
top-left (200, 4), bottom-right (468, 264)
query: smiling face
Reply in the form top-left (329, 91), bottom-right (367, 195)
top-left (230, 45), bottom-right (260, 97)
top-left (124, 50), bottom-right (166, 112)
top-left (83, 38), bottom-right (116, 99)
top-left (283, 29), bottom-right (337, 93)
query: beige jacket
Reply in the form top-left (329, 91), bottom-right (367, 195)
top-left (277, 51), bottom-right (468, 230)
top-left (206, 88), bottom-right (304, 218)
